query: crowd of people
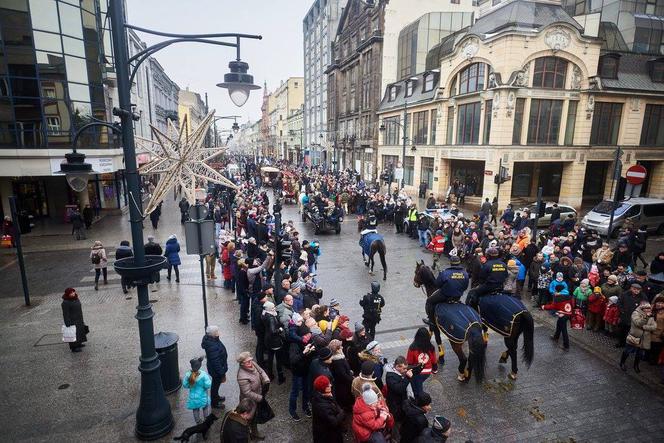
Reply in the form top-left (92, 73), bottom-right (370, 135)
top-left (59, 159), bottom-right (664, 442)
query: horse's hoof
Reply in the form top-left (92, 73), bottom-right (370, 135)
top-left (438, 356), bottom-right (445, 366)
top-left (508, 372), bottom-right (517, 380)
top-left (457, 373), bottom-right (466, 382)
top-left (499, 352), bottom-right (508, 364)
top-left (383, 276), bottom-right (386, 281)
top-left (364, 262), bottom-right (369, 267)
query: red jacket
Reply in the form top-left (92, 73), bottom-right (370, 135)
top-left (587, 291), bottom-right (607, 315)
top-left (221, 249), bottom-right (232, 280)
top-left (406, 348), bottom-right (437, 375)
top-left (427, 235), bottom-right (445, 254)
top-left (603, 304), bottom-right (620, 326)
top-left (542, 298), bottom-right (574, 316)
top-left (352, 397), bottom-right (393, 442)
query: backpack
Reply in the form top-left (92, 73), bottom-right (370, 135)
top-left (91, 251), bottom-right (101, 264)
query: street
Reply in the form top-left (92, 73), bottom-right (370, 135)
top-left (1, 196), bottom-right (663, 442)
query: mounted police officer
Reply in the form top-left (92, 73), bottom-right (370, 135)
top-left (359, 281), bottom-right (385, 339)
top-left (423, 256), bottom-right (469, 327)
top-left (366, 209), bottom-right (378, 230)
top-left (466, 247), bottom-right (507, 309)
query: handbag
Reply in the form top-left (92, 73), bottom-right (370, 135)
top-left (255, 397), bottom-right (275, 424)
top-left (626, 333), bottom-right (642, 347)
top-left (62, 325), bottom-right (77, 342)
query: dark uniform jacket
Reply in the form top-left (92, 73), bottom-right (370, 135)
top-left (434, 266), bottom-right (469, 301)
top-left (479, 258), bottom-right (508, 285)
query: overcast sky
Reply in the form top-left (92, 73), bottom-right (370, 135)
top-left (126, 0), bottom-right (312, 127)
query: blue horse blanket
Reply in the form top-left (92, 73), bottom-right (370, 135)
top-left (435, 302), bottom-right (482, 344)
top-left (478, 294), bottom-right (528, 337)
top-left (359, 232), bottom-right (383, 257)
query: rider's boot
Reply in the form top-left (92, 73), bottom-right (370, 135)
top-left (437, 344), bottom-right (445, 367)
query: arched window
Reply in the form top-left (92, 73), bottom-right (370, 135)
top-left (458, 63), bottom-right (486, 94)
top-left (449, 76), bottom-right (457, 97)
top-left (532, 56), bottom-right (568, 89)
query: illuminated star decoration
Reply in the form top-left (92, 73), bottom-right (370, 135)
top-left (136, 111), bottom-right (238, 216)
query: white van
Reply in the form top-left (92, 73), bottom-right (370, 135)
top-left (581, 198), bottom-right (664, 237)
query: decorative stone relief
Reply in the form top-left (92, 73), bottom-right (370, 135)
top-left (545, 27), bottom-right (571, 51)
top-left (492, 91), bottom-right (501, 117)
top-left (514, 62), bottom-right (530, 87)
top-left (506, 91), bottom-right (516, 117)
top-left (461, 38), bottom-right (479, 60)
top-left (571, 65), bottom-right (582, 90)
top-left (586, 95), bottom-right (595, 119)
top-left (630, 97), bottom-right (640, 112)
top-left (488, 72), bottom-right (498, 88)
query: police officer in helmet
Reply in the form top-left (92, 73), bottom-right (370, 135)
top-left (359, 281), bottom-right (385, 339)
top-left (366, 209), bottom-right (378, 230)
top-left (423, 256), bottom-right (469, 327)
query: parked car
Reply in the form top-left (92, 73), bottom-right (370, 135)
top-left (404, 208), bottom-right (464, 245)
top-left (581, 197), bottom-right (664, 237)
top-left (521, 202), bottom-right (577, 228)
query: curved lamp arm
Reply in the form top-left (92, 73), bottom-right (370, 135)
top-left (71, 121), bottom-right (122, 152)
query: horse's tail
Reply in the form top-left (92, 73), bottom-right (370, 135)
top-left (468, 325), bottom-right (486, 384)
top-left (520, 311), bottom-right (535, 369)
top-left (378, 240), bottom-right (387, 273)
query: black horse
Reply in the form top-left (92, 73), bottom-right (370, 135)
top-left (360, 233), bottom-right (388, 281)
top-left (414, 261), bottom-right (486, 383)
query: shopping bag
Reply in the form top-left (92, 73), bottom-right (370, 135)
top-left (255, 397), bottom-right (275, 424)
top-left (1, 234), bottom-right (12, 248)
top-left (62, 325), bottom-right (77, 342)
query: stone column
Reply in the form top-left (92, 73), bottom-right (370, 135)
top-left (558, 160), bottom-right (587, 209)
top-left (435, 158), bottom-right (450, 199)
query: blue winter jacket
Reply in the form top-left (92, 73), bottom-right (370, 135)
top-left (182, 370), bottom-right (212, 409)
top-left (548, 279), bottom-right (569, 296)
top-left (201, 335), bottom-right (228, 377)
top-left (514, 258), bottom-right (527, 281)
top-left (164, 238), bottom-right (181, 265)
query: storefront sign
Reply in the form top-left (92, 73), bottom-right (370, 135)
top-left (50, 157), bottom-right (116, 175)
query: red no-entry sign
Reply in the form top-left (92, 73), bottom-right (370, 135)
top-left (625, 164), bottom-right (647, 185)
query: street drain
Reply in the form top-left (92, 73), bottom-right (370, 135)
top-left (58, 383), bottom-right (70, 390)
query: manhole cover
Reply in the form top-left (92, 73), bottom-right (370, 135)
top-left (58, 383), bottom-right (70, 390)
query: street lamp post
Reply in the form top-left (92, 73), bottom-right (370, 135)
top-left (105, 1), bottom-right (261, 439)
top-left (213, 115), bottom-right (241, 147)
top-left (380, 101), bottom-right (409, 189)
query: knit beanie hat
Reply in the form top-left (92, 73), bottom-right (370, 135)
top-left (318, 347), bottom-right (333, 360)
top-left (292, 313), bottom-right (304, 324)
top-left (361, 383), bottom-right (378, 405)
top-left (328, 339), bottom-right (342, 354)
top-left (355, 322), bottom-right (365, 333)
top-left (432, 415), bottom-right (451, 432)
top-left (366, 340), bottom-right (379, 353)
top-left (313, 375), bottom-right (331, 393)
top-left (415, 392), bottom-right (432, 407)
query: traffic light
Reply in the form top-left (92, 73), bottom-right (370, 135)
top-left (276, 237), bottom-right (292, 264)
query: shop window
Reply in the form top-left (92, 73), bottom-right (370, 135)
top-left (512, 98), bottom-right (526, 145)
top-left (404, 156), bottom-right (415, 186)
top-left (640, 104), bottom-right (664, 145)
top-left (532, 57), bottom-right (568, 89)
top-left (456, 102), bottom-right (481, 145)
top-left (599, 55), bottom-right (619, 79)
top-left (564, 100), bottom-right (578, 145)
top-left (590, 102), bottom-right (622, 145)
top-left (483, 100), bottom-right (492, 144)
top-left (527, 99), bottom-right (563, 145)
top-left (458, 63), bottom-right (486, 95)
top-left (420, 157), bottom-right (434, 189)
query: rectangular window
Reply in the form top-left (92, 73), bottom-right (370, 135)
top-left (383, 116), bottom-right (400, 145)
top-left (404, 155), bottom-right (415, 186)
top-left (389, 86), bottom-right (397, 101)
top-left (424, 74), bottom-right (435, 92)
top-left (446, 106), bottom-right (454, 144)
top-left (456, 102), bottom-right (481, 145)
top-left (533, 57), bottom-right (568, 89)
top-left (483, 100), bottom-right (492, 144)
top-left (412, 110), bottom-right (428, 144)
top-left (420, 157), bottom-right (434, 190)
top-left (382, 154), bottom-right (399, 171)
top-left (430, 109), bottom-right (437, 144)
top-left (564, 100), bottom-right (578, 145)
top-left (527, 99), bottom-right (563, 145)
top-left (590, 102), bottom-right (622, 145)
top-left (640, 104), bottom-right (664, 145)
top-left (46, 116), bottom-right (61, 132)
top-left (406, 81), bottom-right (414, 97)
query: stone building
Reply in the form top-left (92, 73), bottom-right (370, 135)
top-left (178, 88), bottom-right (207, 136)
top-left (271, 78), bottom-right (304, 160)
top-left (286, 105), bottom-right (305, 164)
top-left (148, 58), bottom-right (179, 135)
top-left (303, 0), bottom-right (347, 164)
top-left (377, 0), bottom-right (664, 211)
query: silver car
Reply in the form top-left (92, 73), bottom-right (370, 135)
top-left (522, 202), bottom-right (577, 228)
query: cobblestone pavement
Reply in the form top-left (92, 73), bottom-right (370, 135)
top-left (1, 195), bottom-right (663, 442)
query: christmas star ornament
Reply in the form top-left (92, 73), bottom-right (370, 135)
top-left (136, 111), bottom-right (238, 215)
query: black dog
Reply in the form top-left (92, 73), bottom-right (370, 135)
top-left (173, 413), bottom-right (218, 442)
